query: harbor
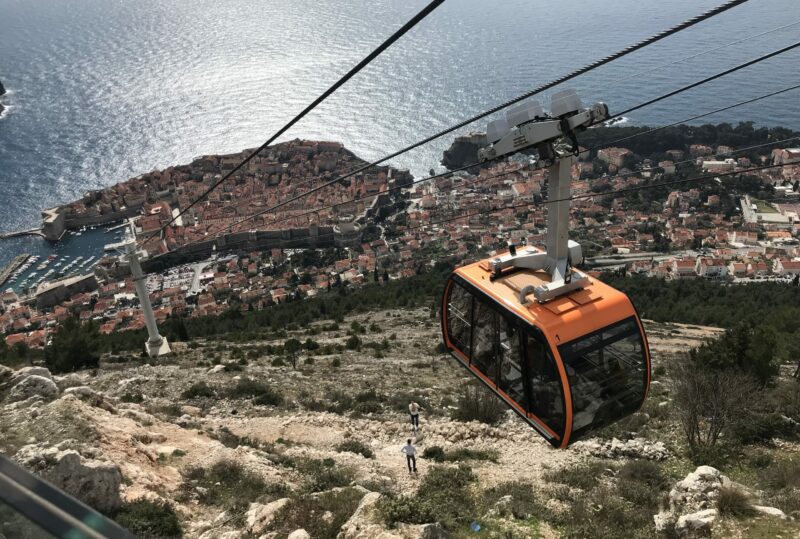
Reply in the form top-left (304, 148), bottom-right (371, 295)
top-left (0, 224), bottom-right (123, 294)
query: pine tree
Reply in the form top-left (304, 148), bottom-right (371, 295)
top-left (45, 318), bottom-right (100, 373)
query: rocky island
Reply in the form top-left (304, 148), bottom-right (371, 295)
top-left (0, 79), bottom-right (6, 116)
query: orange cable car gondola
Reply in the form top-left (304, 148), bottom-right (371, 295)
top-left (440, 92), bottom-right (650, 448)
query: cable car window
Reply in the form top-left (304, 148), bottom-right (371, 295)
top-left (0, 499), bottom-right (56, 538)
top-left (497, 321), bottom-right (525, 405)
top-left (471, 299), bottom-right (502, 384)
top-left (525, 335), bottom-right (566, 435)
top-left (559, 317), bottom-right (647, 440)
top-left (446, 282), bottom-right (473, 356)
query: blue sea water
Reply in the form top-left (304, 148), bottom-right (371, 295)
top-left (0, 0), bottom-right (799, 270)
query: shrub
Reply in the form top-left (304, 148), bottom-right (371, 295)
top-left (689, 324), bottom-right (781, 386)
top-left (479, 481), bottom-right (545, 520)
top-left (617, 460), bottom-right (666, 489)
top-left (331, 357), bottom-right (341, 368)
top-left (544, 461), bottom-right (607, 491)
top-left (181, 460), bottom-right (286, 523)
top-left (120, 392), bottom-right (144, 404)
top-left (226, 378), bottom-right (283, 406)
top-left (350, 321), bottom-right (366, 335)
top-left (416, 465), bottom-right (476, 529)
top-left (730, 412), bottom-right (797, 445)
top-left (271, 357), bottom-right (285, 367)
top-left (421, 445), bottom-right (497, 463)
top-left (353, 401), bottom-right (381, 415)
top-left (422, 446), bottom-right (446, 462)
top-left (717, 487), bottom-right (755, 517)
top-left (345, 335), bottom-right (361, 350)
top-left (112, 499), bottom-right (182, 538)
top-left (336, 440), bottom-right (374, 459)
top-left (561, 486), bottom-right (654, 539)
top-left (381, 464), bottom-right (476, 530)
top-left (181, 381), bottom-right (216, 399)
top-left (380, 496), bottom-right (437, 528)
top-left (671, 356), bottom-right (758, 449)
top-left (444, 447), bottom-right (499, 463)
top-left (44, 317), bottom-right (100, 373)
top-left (768, 488), bottom-right (800, 518)
top-left (269, 487), bottom-right (364, 539)
top-left (297, 458), bottom-right (355, 493)
top-left (253, 389), bottom-right (283, 406)
top-left (759, 459), bottom-right (800, 491)
top-left (451, 383), bottom-right (504, 425)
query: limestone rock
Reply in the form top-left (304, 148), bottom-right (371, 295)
top-left (396, 523), bottom-right (448, 538)
top-left (246, 498), bottom-right (290, 535)
top-left (7, 375), bottom-right (59, 403)
top-left (676, 508), bottom-right (718, 536)
top-left (288, 530), bottom-right (311, 539)
top-left (572, 437), bottom-right (670, 460)
top-left (181, 405), bottom-right (203, 417)
top-left (9, 366), bottom-right (54, 385)
top-left (16, 445), bottom-right (122, 512)
top-left (485, 495), bottom-right (514, 518)
top-left (753, 505), bottom-right (789, 520)
top-left (338, 491), bottom-right (403, 539)
top-left (55, 373), bottom-right (85, 391)
top-left (654, 466), bottom-right (729, 535)
top-left (208, 364), bottom-right (227, 374)
top-left (0, 365), bottom-right (12, 387)
top-left (122, 409), bottom-right (157, 425)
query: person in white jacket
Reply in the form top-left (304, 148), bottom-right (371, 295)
top-left (401, 439), bottom-right (417, 473)
top-left (408, 401), bottom-right (422, 431)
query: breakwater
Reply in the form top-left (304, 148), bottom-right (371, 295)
top-left (0, 254), bottom-right (30, 287)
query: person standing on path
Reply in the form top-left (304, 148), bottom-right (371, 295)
top-left (409, 401), bottom-right (422, 431)
top-left (401, 439), bottom-right (417, 473)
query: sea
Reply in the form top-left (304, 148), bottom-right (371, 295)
top-left (0, 0), bottom-right (799, 288)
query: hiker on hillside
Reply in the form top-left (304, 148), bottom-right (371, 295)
top-left (408, 401), bottom-right (422, 431)
top-left (401, 438), bottom-right (417, 473)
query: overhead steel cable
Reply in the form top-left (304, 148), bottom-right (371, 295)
top-left (613, 40), bottom-right (800, 119)
top-left (141, 0), bottom-right (447, 243)
top-left (152, 135), bottom-right (799, 260)
top-left (205, 160), bottom-right (800, 253)
top-left (209, 83), bottom-right (800, 240)
top-left (156, 89), bottom-right (800, 257)
top-left (203, 33), bottom-right (800, 242)
top-left (403, 161), bottom-right (799, 235)
top-left (206, 0), bottom-right (751, 228)
top-left (594, 82), bottom-right (800, 151)
top-left (605, 19), bottom-right (800, 88)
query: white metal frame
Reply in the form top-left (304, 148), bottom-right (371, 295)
top-left (477, 94), bottom-right (609, 303)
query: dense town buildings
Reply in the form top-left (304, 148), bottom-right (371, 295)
top-left (4, 139), bottom-right (800, 348)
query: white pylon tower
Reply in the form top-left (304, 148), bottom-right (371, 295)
top-left (123, 223), bottom-right (171, 357)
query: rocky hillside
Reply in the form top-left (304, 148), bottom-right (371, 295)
top-left (1, 310), bottom-right (798, 539)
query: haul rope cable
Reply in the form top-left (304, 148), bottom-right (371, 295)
top-left (167, 73), bottom-right (800, 250)
top-left (161, 156), bottom-right (800, 255)
top-left (172, 0), bottom-right (751, 236)
top-left (140, 0), bottom-right (447, 243)
top-left (159, 11), bottom-right (795, 227)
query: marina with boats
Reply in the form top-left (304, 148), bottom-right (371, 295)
top-left (0, 221), bottom-right (127, 296)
